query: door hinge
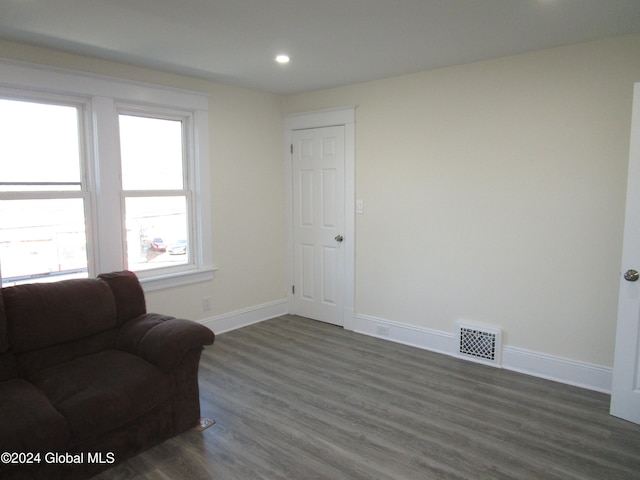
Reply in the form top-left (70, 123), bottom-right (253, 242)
top-left (290, 144), bottom-right (293, 154)
top-left (292, 285), bottom-right (295, 294)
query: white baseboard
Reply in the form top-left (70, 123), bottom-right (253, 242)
top-left (350, 314), bottom-right (612, 394)
top-left (199, 299), bottom-right (288, 335)
top-left (349, 314), bottom-right (454, 355)
top-left (502, 346), bottom-right (612, 394)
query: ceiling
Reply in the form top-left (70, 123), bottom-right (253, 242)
top-left (1, 0), bottom-right (639, 95)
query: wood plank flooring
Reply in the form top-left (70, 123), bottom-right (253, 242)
top-left (94, 315), bottom-right (640, 479)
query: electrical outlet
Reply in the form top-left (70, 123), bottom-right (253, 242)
top-left (202, 296), bottom-right (211, 311)
top-left (376, 325), bottom-right (389, 336)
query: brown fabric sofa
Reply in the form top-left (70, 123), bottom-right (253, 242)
top-left (0, 271), bottom-right (215, 479)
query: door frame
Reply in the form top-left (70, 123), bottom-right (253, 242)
top-left (284, 107), bottom-right (356, 329)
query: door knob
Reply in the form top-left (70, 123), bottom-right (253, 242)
top-left (334, 234), bottom-right (344, 243)
top-left (624, 269), bottom-right (639, 282)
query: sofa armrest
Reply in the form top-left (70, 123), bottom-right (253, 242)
top-left (116, 313), bottom-right (215, 373)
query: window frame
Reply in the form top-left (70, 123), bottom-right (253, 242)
top-left (117, 105), bottom-right (197, 279)
top-left (0, 60), bottom-right (214, 291)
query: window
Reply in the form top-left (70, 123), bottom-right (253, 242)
top-left (0, 61), bottom-right (213, 289)
top-left (0, 98), bottom-right (90, 284)
top-left (119, 113), bottom-right (192, 273)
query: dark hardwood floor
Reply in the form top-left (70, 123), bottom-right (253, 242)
top-left (94, 315), bottom-right (640, 479)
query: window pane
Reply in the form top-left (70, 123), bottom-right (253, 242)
top-left (119, 115), bottom-right (184, 190)
top-left (0, 199), bottom-right (88, 286)
top-left (0, 99), bottom-right (82, 192)
top-left (124, 196), bottom-right (189, 272)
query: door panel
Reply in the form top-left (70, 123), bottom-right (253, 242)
top-left (611, 82), bottom-right (640, 424)
top-left (323, 246), bottom-right (337, 304)
top-left (301, 243), bottom-right (314, 300)
top-left (292, 126), bottom-right (345, 326)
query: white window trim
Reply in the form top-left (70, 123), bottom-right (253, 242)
top-left (0, 59), bottom-right (215, 291)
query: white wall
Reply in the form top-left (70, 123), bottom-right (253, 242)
top-left (282, 33), bottom-right (640, 369)
top-left (0, 40), bottom-right (287, 324)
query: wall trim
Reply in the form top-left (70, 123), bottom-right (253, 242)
top-left (502, 346), bottom-right (612, 394)
top-left (350, 313), bottom-right (612, 393)
top-left (350, 314), bottom-right (454, 356)
top-left (200, 299), bottom-right (288, 335)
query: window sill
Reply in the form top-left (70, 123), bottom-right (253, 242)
top-left (138, 266), bottom-right (218, 292)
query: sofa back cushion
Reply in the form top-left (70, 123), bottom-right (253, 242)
top-left (0, 290), bottom-right (17, 381)
top-left (0, 289), bottom-right (7, 353)
top-left (3, 278), bottom-right (118, 361)
top-left (97, 271), bottom-right (147, 325)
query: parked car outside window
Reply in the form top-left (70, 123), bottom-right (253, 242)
top-left (150, 238), bottom-right (166, 252)
top-left (168, 239), bottom-right (187, 255)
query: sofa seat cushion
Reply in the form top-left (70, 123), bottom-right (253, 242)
top-left (0, 378), bottom-right (70, 454)
top-left (31, 350), bottom-right (174, 439)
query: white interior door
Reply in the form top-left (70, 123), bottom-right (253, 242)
top-left (292, 126), bottom-right (345, 326)
top-left (611, 82), bottom-right (640, 425)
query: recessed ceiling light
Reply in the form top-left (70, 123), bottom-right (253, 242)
top-left (275, 54), bottom-right (290, 64)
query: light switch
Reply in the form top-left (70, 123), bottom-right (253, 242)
top-left (356, 199), bottom-right (364, 214)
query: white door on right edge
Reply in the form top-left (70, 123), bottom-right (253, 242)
top-left (291, 126), bottom-right (345, 326)
top-left (611, 82), bottom-right (640, 425)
